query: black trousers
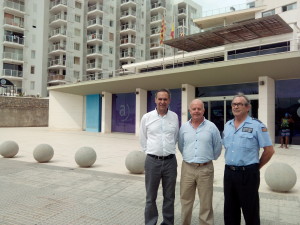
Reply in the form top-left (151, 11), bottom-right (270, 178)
top-left (223, 164), bottom-right (260, 225)
top-left (144, 155), bottom-right (177, 225)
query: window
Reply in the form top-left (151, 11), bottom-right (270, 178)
top-left (30, 66), bottom-right (35, 74)
top-left (75, 28), bottom-right (81, 36)
top-left (74, 71), bottom-right (80, 79)
top-left (75, 1), bottom-right (82, 9)
top-left (30, 81), bottom-right (35, 90)
top-left (74, 57), bottom-right (80, 65)
top-left (109, 32), bottom-right (114, 41)
top-left (109, 47), bottom-right (113, 54)
top-left (282, 2), bottom-right (297, 12)
top-left (31, 50), bottom-right (35, 59)
top-left (110, 7), bottom-right (114, 14)
top-left (109, 60), bottom-right (113, 67)
top-left (74, 43), bottom-right (80, 51)
top-left (75, 15), bottom-right (81, 22)
top-left (141, 50), bottom-right (144, 57)
top-left (262, 9), bottom-right (275, 17)
top-left (141, 38), bottom-right (144, 44)
top-left (109, 20), bottom-right (114, 27)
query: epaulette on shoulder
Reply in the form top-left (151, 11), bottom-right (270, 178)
top-left (252, 117), bottom-right (262, 123)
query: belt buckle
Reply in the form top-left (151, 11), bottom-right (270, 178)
top-left (157, 156), bottom-right (163, 160)
top-left (230, 166), bottom-right (236, 171)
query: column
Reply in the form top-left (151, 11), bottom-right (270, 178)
top-left (258, 76), bottom-right (275, 144)
top-left (135, 88), bottom-right (147, 136)
top-left (181, 84), bottom-right (195, 124)
top-left (101, 91), bottom-right (112, 133)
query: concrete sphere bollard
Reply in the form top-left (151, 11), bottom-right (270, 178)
top-left (0, 140), bottom-right (19, 158)
top-left (33, 144), bottom-right (54, 163)
top-left (125, 151), bottom-right (146, 174)
top-left (75, 147), bottom-right (97, 167)
top-left (265, 162), bottom-right (297, 192)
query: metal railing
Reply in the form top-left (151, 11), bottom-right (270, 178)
top-left (87, 48), bottom-right (102, 54)
top-left (3, 52), bottom-right (23, 61)
top-left (120, 52), bottom-right (135, 58)
top-left (121, 10), bottom-right (136, 17)
top-left (2, 69), bottom-right (23, 77)
top-left (3, 35), bottom-right (24, 45)
top-left (49, 44), bottom-right (66, 52)
top-left (120, 24), bottom-right (136, 30)
top-left (49, 13), bottom-right (67, 23)
top-left (151, 28), bottom-right (160, 35)
top-left (151, 15), bottom-right (162, 22)
top-left (48, 59), bottom-right (66, 67)
top-left (120, 38), bottom-right (136, 44)
top-left (49, 28), bottom-right (67, 37)
top-left (87, 62), bottom-right (102, 69)
top-left (4, 0), bottom-right (25, 12)
top-left (121, 0), bottom-right (135, 4)
top-left (83, 73), bottom-right (103, 81)
top-left (202, 1), bottom-right (258, 17)
top-left (4, 18), bottom-right (24, 28)
top-left (151, 2), bottom-right (166, 9)
top-left (87, 18), bottom-right (103, 26)
top-left (87, 33), bottom-right (103, 41)
top-left (178, 8), bottom-right (186, 14)
top-left (49, 0), bottom-right (67, 9)
top-left (88, 4), bottom-right (103, 12)
top-left (150, 42), bottom-right (161, 48)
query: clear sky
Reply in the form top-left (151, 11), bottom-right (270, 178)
top-left (193, 0), bottom-right (248, 12)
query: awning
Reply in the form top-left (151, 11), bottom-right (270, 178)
top-left (164, 15), bottom-right (293, 52)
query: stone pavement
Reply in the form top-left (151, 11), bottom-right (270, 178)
top-left (0, 127), bottom-right (300, 225)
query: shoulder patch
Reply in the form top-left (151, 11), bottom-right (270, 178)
top-left (261, 127), bottom-right (268, 132)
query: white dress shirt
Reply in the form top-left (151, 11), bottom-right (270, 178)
top-left (140, 109), bottom-right (179, 156)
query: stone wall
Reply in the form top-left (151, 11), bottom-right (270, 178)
top-left (0, 97), bottom-right (49, 127)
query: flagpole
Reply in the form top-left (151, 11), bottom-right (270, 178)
top-left (162, 9), bottom-right (166, 70)
top-left (172, 9), bottom-right (175, 69)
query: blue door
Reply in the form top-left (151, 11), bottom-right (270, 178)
top-left (86, 94), bottom-right (101, 132)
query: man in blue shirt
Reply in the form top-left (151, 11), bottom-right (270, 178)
top-left (178, 99), bottom-right (222, 225)
top-left (140, 89), bottom-right (179, 225)
top-left (223, 93), bottom-right (274, 225)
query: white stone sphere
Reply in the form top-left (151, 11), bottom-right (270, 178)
top-left (75, 147), bottom-right (97, 167)
top-left (0, 140), bottom-right (19, 158)
top-left (125, 151), bottom-right (146, 174)
top-left (265, 162), bottom-right (297, 192)
top-left (33, 144), bottom-right (54, 163)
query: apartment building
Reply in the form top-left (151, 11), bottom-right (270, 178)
top-left (0, 0), bottom-right (201, 97)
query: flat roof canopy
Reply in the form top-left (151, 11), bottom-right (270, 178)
top-left (164, 15), bottom-right (293, 52)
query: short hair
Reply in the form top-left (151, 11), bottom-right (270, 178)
top-left (232, 92), bottom-right (251, 106)
top-left (155, 89), bottom-right (171, 99)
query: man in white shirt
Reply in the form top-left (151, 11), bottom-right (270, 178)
top-left (140, 89), bottom-right (179, 225)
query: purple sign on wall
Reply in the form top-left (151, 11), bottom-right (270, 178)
top-left (112, 93), bottom-right (136, 133)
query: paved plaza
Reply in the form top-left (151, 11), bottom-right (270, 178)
top-left (0, 127), bottom-right (299, 225)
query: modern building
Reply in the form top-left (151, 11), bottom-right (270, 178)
top-left (0, 0), bottom-right (201, 96)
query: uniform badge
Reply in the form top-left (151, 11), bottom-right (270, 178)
top-left (242, 127), bottom-right (253, 133)
top-left (262, 127), bottom-right (268, 132)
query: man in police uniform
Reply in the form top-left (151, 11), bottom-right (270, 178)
top-left (223, 93), bottom-right (274, 225)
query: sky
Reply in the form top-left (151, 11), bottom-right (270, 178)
top-left (193, 0), bottom-right (248, 12)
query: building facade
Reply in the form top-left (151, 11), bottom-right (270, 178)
top-left (0, 0), bottom-right (201, 96)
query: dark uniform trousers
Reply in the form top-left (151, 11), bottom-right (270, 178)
top-left (224, 163), bottom-right (260, 225)
top-left (144, 154), bottom-right (177, 225)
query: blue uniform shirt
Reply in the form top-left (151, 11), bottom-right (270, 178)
top-left (178, 119), bottom-right (222, 163)
top-left (223, 116), bottom-right (272, 166)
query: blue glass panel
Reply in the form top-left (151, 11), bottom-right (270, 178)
top-left (86, 94), bottom-right (101, 132)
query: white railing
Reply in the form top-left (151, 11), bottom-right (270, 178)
top-left (202, 1), bottom-right (259, 17)
top-left (151, 15), bottom-right (162, 22)
top-left (87, 18), bottom-right (103, 26)
top-left (121, 10), bottom-right (136, 17)
top-left (88, 4), bottom-right (103, 12)
top-left (49, 13), bottom-right (67, 23)
top-left (87, 33), bottom-right (103, 41)
top-left (87, 48), bottom-right (102, 54)
top-left (83, 73), bottom-right (103, 81)
top-left (3, 52), bottom-right (23, 61)
top-left (48, 59), bottom-right (66, 67)
top-left (120, 52), bottom-right (135, 58)
top-left (87, 62), bottom-right (102, 69)
top-left (4, 18), bottom-right (24, 28)
top-left (178, 8), bottom-right (186, 14)
top-left (150, 42), bottom-right (161, 48)
top-left (151, 28), bottom-right (160, 35)
top-left (151, 2), bottom-right (166, 9)
top-left (49, 28), bottom-right (67, 37)
top-left (120, 38), bottom-right (136, 44)
top-left (2, 69), bottom-right (23, 77)
top-left (4, 0), bottom-right (25, 12)
top-left (49, 44), bottom-right (66, 52)
top-left (121, 0), bottom-right (135, 4)
top-left (3, 35), bottom-right (24, 45)
top-left (120, 24), bottom-right (136, 30)
top-left (49, 0), bottom-right (67, 9)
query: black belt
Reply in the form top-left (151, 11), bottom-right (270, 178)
top-left (226, 163), bottom-right (259, 171)
top-left (148, 154), bottom-right (175, 160)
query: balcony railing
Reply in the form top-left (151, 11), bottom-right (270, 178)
top-left (49, 28), bottom-right (67, 37)
top-left (87, 18), bottom-right (103, 26)
top-left (49, 44), bottom-right (66, 52)
top-left (120, 52), bottom-right (135, 58)
top-left (150, 42), bottom-right (161, 48)
top-left (3, 52), bottom-right (23, 61)
top-left (151, 28), bottom-right (160, 35)
top-left (151, 2), bottom-right (166, 9)
top-left (4, 18), bottom-right (24, 28)
top-left (83, 73), bottom-right (103, 81)
top-left (121, 10), bottom-right (136, 17)
top-left (121, 0), bottom-right (135, 4)
top-left (2, 69), bottom-right (23, 77)
top-left (49, 13), bottom-right (67, 23)
top-left (87, 62), bottom-right (102, 69)
top-left (178, 8), bottom-right (186, 14)
top-left (4, 0), bottom-right (25, 12)
top-left (49, 0), bottom-right (67, 9)
top-left (48, 59), bottom-right (66, 67)
top-left (120, 38), bottom-right (136, 44)
top-left (48, 74), bottom-right (65, 81)
top-left (3, 35), bottom-right (24, 45)
top-left (120, 24), bottom-right (136, 31)
top-left (87, 48), bottom-right (102, 54)
top-left (87, 33), bottom-right (103, 41)
top-left (88, 4), bottom-right (103, 12)
top-left (151, 15), bottom-right (162, 22)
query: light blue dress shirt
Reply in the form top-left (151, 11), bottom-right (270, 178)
top-left (223, 116), bottom-right (272, 166)
top-left (178, 119), bottom-right (222, 163)
top-left (140, 109), bottom-right (179, 156)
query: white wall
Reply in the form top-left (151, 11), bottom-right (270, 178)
top-left (49, 91), bottom-right (84, 130)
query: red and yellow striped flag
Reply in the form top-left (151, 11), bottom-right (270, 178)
top-left (160, 16), bottom-right (166, 45)
top-left (170, 23), bottom-right (175, 39)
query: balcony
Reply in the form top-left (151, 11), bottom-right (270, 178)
top-left (120, 24), bottom-right (136, 34)
top-left (150, 28), bottom-right (160, 37)
top-left (121, 0), bottom-right (136, 9)
top-left (87, 18), bottom-right (103, 30)
top-left (3, 0), bottom-right (25, 16)
top-left (49, 0), bottom-right (67, 13)
top-left (47, 74), bottom-right (66, 85)
top-left (49, 13), bottom-right (67, 26)
top-left (87, 33), bottom-right (103, 45)
top-left (120, 51), bottom-right (135, 59)
top-left (178, 8), bottom-right (186, 19)
top-left (120, 10), bottom-right (136, 20)
top-left (48, 44), bottom-right (66, 55)
top-left (150, 42), bottom-right (163, 50)
top-left (151, 2), bottom-right (166, 13)
top-left (2, 69), bottom-right (23, 80)
top-left (2, 52), bottom-right (23, 64)
top-left (87, 48), bottom-right (102, 58)
top-left (83, 73), bottom-right (103, 81)
top-left (3, 35), bottom-right (24, 48)
top-left (48, 59), bottom-right (66, 68)
top-left (87, 4), bottom-right (103, 17)
top-left (194, 1), bottom-right (266, 29)
top-left (86, 62), bottom-right (102, 71)
top-left (120, 38), bottom-right (136, 48)
top-left (3, 18), bottom-right (25, 32)
top-left (150, 15), bottom-right (163, 24)
top-left (48, 28), bottom-right (67, 41)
